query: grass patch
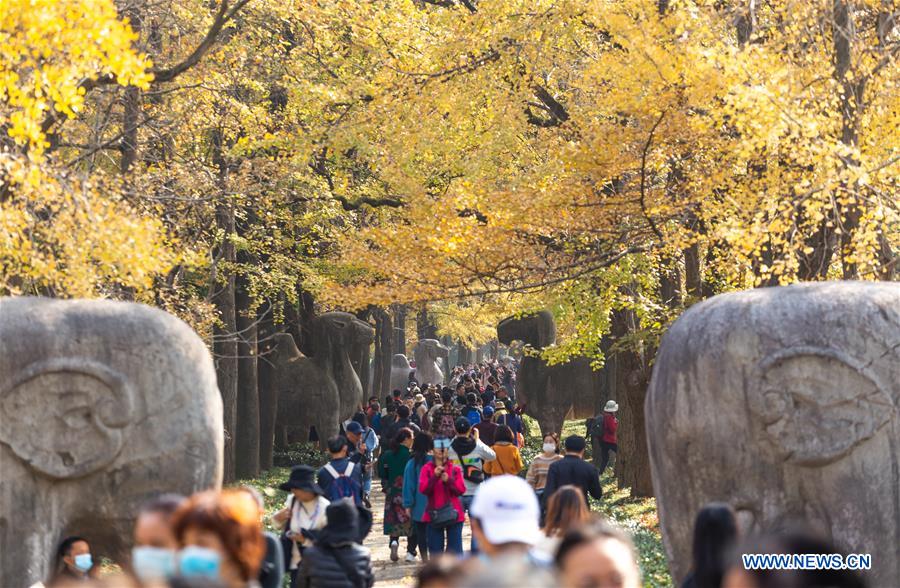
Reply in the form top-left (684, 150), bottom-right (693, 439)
top-left (233, 443), bottom-right (326, 533)
top-left (521, 417), bottom-right (672, 587)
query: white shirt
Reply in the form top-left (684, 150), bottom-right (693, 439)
top-left (283, 495), bottom-right (329, 569)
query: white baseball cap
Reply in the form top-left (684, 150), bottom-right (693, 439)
top-left (470, 475), bottom-right (541, 546)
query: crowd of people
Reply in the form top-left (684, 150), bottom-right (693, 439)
top-left (38, 361), bottom-right (871, 588)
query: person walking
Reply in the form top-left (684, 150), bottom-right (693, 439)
top-left (378, 428), bottom-right (416, 563)
top-left (419, 437), bottom-right (466, 556)
top-left (598, 400), bottom-right (619, 475)
top-left (448, 416), bottom-right (495, 552)
top-left (472, 405), bottom-right (498, 446)
top-left (681, 503), bottom-right (738, 588)
top-left (533, 485), bottom-right (590, 558)
top-left (543, 435), bottom-right (602, 506)
top-left (274, 466), bottom-right (330, 588)
top-left (463, 393), bottom-right (482, 426)
top-left (295, 499), bottom-right (375, 588)
top-left (346, 420), bottom-right (378, 509)
top-left (468, 475), bottom-right (549, 569)
top-left (555, 519), bottom-right (641, 588)
top-left (483, 425), bottom-right (523, 477)
top-left (402, 432), bottom-right (434, 563)
top-left (318, 436), bottom-right (364, 506)
top-left (525, 433), bottom-right (563, 501)
top-left (171, 490), bottom-right (267, 588)
top-left (429, 389), bottom-right (461, 440)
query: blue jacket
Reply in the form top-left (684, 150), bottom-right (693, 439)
top-left (402, 456), bottom-right (433, 522)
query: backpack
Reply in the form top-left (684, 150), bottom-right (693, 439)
top-left (323, 462), bottom-right (360, 503)
top-left (434, 408), bottom-right (457, 439)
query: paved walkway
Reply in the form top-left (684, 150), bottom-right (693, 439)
top-left (367, 488), bottom-right (471, 587)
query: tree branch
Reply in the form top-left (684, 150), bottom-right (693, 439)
top-left (640, 111), bottom-right (666, 240)
top-left (152, 0), bottom-right (252, 83)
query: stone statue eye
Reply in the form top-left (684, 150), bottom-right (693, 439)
top-left (752, 349), bottom-right (891, 466)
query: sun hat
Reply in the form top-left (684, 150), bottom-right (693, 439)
top-left (278, 465), bottom-right (324, 495)
top-left (470, 475), bottom-right (541, 546)
top-left (415, 393), bottom-right (425, 403)
top-left (604, 400), bottom-right (619, 412)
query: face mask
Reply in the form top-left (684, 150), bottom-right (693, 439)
top-left (132, 546), bottom-right (176, 581)
top-left (74, 553), bottom-right (93, 572)
top-left (178, 546), bottom-right (221, 579)
top-left (542, 443), bottom-right (556, 454)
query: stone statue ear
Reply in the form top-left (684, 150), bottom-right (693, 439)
top-left (751, 348), bottom-right (892, 466)
top-left (0, 358), bottom-right (134, 479)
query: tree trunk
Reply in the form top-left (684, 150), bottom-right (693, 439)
top-left (373, 308), bottom-right (393, 397)
top-left (417, 307), bottom-right (438, 340)
top-left (212, 203), bottom-right (237, 482)
top-left (393, 304), bottom-right (407, 356)
top-left (684, 244), bottom-right (702, 301)
top-left (354, 308), bottom-right (373, 397)
top-left (610, 308), bottom-right (654, 498)
top-left (234, 270), bottom-right (260, 479)
top-left (119, 5), bottom-right (142, 175)
top-left (257, 301), bottom-right (278, 470)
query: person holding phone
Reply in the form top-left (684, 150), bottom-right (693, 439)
top-left (274, 465), bottom-right (330, 588)
top-left (419, 437), bottom-right (466, 556)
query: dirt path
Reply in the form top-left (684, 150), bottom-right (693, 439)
top-left (367, 488), bottom-right (471, 587)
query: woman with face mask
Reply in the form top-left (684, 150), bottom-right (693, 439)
top-left (171, 490), bottom-right (266, 588)
top-left (130, 494), bottom-right (186, 584)
top-left (525, 433), bottom-right (563, 500)
top-left (48, 536), bottom-right (96, 585)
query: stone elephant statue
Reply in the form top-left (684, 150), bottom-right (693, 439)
top-left (0, 297), bottom-right (223, 586)
top-left (274, 312), bottom-right (373, 444)
top-left (497, 311), bottom-right (605, 436)
top-left (413, 339), bottom-right (450, 386)
top-left (390, 354), bottom-right (414, 393)
top-left (646, 282), bottom-right (900, 586)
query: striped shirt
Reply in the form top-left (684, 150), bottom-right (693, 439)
top-left (526, 454), bottom-right (563, 490)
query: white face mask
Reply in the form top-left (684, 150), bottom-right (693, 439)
top-left (542, 443), bottom-right (556, 454)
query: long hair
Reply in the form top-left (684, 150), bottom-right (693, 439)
top-left (390, 427), bottom-right (414, 452)
top-left (412, 431), bottom-right (434, 466)
top-left (690, 503), bottom-right (737, 588)
top-left (542, 485), bottom-right (590, 537)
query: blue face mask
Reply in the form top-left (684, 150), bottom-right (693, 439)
top-left (74, 553), bottom-right (93, 572)
top-left (178, 546), bottom-right (221, 579)
top-left (132, 546), bottom-right (176, 581)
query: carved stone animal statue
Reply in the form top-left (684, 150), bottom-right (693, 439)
top-left (390, 354), bottom-right (414, 392)
top-left (0, 297), bottom-right (223, 586)
top-left (275, 312), bottom-right (373, 443)
top-left (646, 282), bottom-right (900, 586)
top-left (413, 339), bottom-right (450, 386)
top-left (497, 311), bottom-right (605, 436)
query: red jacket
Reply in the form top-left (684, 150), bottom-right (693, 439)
top-left (419, 460), bottom-right (466, 523)
top-left (602, 413), bottom-right (618, 444)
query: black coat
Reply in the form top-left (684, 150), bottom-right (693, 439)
top-left (543, 455), bottom-right (602, 504)
top-left (295, 544), bottom-right (374, 588)
top-left (383, 418), bottom-right (421, 443)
